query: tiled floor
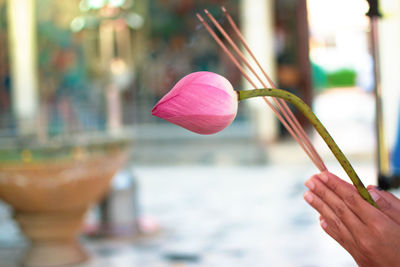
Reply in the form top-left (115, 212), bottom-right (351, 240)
top-left (1, 162), bottom-right (379, 267)
top-left (0, 88), bottom-right (393, 266)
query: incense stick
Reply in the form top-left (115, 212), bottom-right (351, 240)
top-left (197, 10), bottom-right (326, 171)
top-left (204, 9), bottom-right (325, 171)
top-left (196, 12), bottom-right (325, 171)
top-left (220, 6), bottom-right (326, 171)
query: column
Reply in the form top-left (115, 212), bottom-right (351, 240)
top-left (240, 0), bottom-right (278, 143)
top-left (7, 0), bottom-right (39, 135)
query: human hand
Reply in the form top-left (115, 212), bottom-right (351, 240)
top-left (304, 171), bottom-right (400, 267)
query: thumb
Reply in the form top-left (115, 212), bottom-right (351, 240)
top-left (368, 187), bottom-right (400, 224)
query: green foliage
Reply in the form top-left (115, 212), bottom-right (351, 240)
top-left (326, 68), bottom-right (356, 88)
top-left (312, 62), bottom-right (357, 91)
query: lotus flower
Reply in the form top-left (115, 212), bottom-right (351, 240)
top-left (152, 71), bottom-right (238, 134)
top-left (152, 70), bottom-right (377, 207)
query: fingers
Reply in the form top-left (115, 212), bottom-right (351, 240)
top-left (319, 216), bottom-right (356, 255)
top-left (303, 189), bottom-right (356, 250)
top-left (367, 185), bottom-right (400, 225)
top-left (304, 175), bottom-right (365, 232)
top-left (317, 171), bottom-right (379, 224)
top-left (305, 172), bottom-right (400, 267)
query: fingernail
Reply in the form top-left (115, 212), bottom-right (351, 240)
top-left (305, 180), bottom-right (315, 190)
top-left (304, 191), bottom-right (313, 203)
top-left (320, 218), bottom-right (328, 229)
top-left (319, 172), bottom-right (328, 183)
top-left (368, 189), bottom-right (381, 202)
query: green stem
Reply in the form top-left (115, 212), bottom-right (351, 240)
top-left (238, 88), bottom-right (377, 208)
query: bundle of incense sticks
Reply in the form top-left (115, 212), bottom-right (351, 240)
top-left (197, 7), bottom-right (327, 172)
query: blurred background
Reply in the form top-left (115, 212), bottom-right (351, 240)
top-left (1, 0), bottom-right (400, 266)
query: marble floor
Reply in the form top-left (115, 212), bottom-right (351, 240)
top-left (0, 161), bottom-right (380, 267)
top-left (0, 87), bottom-right (394, 266)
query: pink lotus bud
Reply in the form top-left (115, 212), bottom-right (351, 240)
top-left (152, 71), bottom-right (238, 134)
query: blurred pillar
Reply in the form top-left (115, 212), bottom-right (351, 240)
top-left (367, 0), bottom-right (390, 175)
top-left (379, 0), bottom-right (400, 153)
top-left (99, 20), bottom-right (122, 134)
top-left (7, 0), bottom-right (39, 135)
top-left (296, 0), bottom-right (312, 127)
top-left (106, 83), bottom-right (122, 133)
top-left (240, 0), bottom-right (278, 143)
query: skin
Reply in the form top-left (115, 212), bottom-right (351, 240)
top-left (239, 89), bottom-right (376, 207)
top-left (304, 171), bottom-right (400, 267)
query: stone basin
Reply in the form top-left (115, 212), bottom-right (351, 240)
top-left (0, 136), bottom-right (131, 266)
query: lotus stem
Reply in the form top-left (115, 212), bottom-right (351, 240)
top-left (238, 88), bottom-right (378, 208)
